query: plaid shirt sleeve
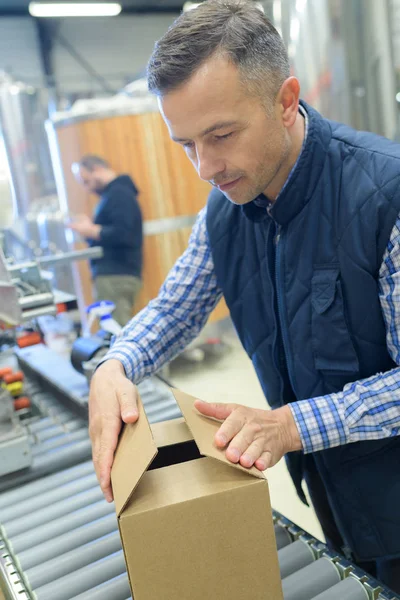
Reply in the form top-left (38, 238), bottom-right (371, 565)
top-left (290, 217), bottom-right (400, 453)
top-left (103, 207), bottom-right (222, 383)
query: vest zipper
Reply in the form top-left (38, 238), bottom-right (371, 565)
top-left (275, 225), bottom-right (297, 398)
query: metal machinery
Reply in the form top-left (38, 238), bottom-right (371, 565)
top-left (0, 243), bottom-right (103, 482)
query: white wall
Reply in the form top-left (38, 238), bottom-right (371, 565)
top-left (52, 14), bottom-right (177, 95)
top-left (0, 18), bottom-right (44, 86)
top-left (0, 14), bottom-right (177, 96)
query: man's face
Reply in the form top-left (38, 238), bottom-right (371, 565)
top-left (75, 166), bottom-right (106, 195)
top-left (159, 55), bottom-right (290, 205)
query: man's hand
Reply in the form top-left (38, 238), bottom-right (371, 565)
top-left (68, 214), bottom-right (101, 240)
top-left (89, 359), bottom-right (139, 502)
top-left (194, 401), bottom-right (302, 470)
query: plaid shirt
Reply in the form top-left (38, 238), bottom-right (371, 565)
top-left (106, 109), bottom-right (400, 454)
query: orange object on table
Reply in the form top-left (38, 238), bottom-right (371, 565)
top-left (0, 367), bottom-right (13, 379)
top-left (17, 332), bottom-right (42, 348)
top-left (3, 371), bottom-right (24, 384)
top-left (14, 397), bottom-right (31, 411)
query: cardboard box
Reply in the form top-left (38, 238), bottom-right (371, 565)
top-left (111, 388), bottom-right (283, 600)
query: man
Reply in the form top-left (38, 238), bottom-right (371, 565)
top-left (89, 1), bottom-right (400, 590)
top-left (69, 155), bottom-right (143, 326)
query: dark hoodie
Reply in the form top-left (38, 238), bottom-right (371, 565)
top-left (88, 174), bottom-right (143, 278)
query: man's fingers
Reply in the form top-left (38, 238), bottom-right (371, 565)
top-left (238, 438), bottom-right (265, 468)
top-left (255, 451), bottom-right (273, 471)
top-left (194, 400), bottom-right (238, 420)
top-left (223, 422), bottom-right (261, 463)
top-left (97, 421), bottom-right (121, 503)
top-left (118, 384), bottom-right (139, 423)
top-left (194, 400), bottom-right (240, 447)
top-left (213, 408), bottom-right (248, 448)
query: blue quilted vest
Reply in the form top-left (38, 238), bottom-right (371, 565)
top-left (206, 101), bottom-right (400, 561)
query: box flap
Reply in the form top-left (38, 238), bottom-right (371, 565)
top-left (111, 394), bottom-right (158, 516)
top-left (171, 389), bottom-right (265, 479)
top-left (150, 417), bottom-right (193, 448)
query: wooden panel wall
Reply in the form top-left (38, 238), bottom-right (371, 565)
top-left (55, 111), bottom-right (228, 323)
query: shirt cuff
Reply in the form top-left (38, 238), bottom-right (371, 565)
top-left (289, 394), bottom-right (350, 453)
top-left (97, 343), bottom-right (144, 383)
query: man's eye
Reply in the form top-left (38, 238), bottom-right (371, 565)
top-left (183, 141), bottom-right (195, 150)
top-left (215, 132), bottom-right (234, 141)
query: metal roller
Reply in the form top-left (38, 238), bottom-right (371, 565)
top-left (69, 573), bottom-right (131, 600)
top-left (26, 531), bottom-right (122, 589)
top-left (310, 576), bottom-right (369, 599)
top-left (3, 486), bottom-right (104, 537)
top-left (17, 513), bottom-right (118, 571)
top-left (0, 438), bottom-right (93, 492)
top-left (282, 557), bottom-right (341, 600)
top-left (27, 412), bottom-right (73, 433)
top-left (9, 500), bottom-right (115, 553)
top-left (275, 524), bottom-right (292, 550)
top-left (31, 428), bottom-right (89, 456)
top-left (278, 539), bottom-right (315, 579)
top-left (0, 461), bottom-right (94, 507)
top-left (33, 550), bottom-right (126, 600)
top-left (0, 472), bottom-right (98, 521)
top-left (32, 419), bottom-right (82, 443)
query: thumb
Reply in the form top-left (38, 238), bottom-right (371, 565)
top-left (194, 399), bottom-right (237, 421)
top-left (117, 383), bottom-right (139, 423)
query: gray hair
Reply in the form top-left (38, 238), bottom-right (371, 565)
top-left (147, 0), bottom-right (290, 100)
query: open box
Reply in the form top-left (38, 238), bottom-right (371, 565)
top-left (111, 388), bottom-right (283, 600)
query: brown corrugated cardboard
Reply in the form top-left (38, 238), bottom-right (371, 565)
top-left (111, 388), bottom-right (283, 600)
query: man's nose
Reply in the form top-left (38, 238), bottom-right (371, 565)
top-left (194, 145), bottom-right (225, 183)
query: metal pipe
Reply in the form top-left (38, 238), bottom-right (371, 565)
top-left (69, 573), bottom-right (131, 600)
top-left (17, 513), bottom-right (117, 571)
top-left (33, 550), bottom-right (126, 600)
top-left (0, 461), bottom-right (93, 509)
top-left (26, 531), bottom-right (122, 589)
top-left (0, 439), bottom-right (92, 493)
top-left (32, 419), bottom-right (83, 442)
top-left (37, 247), bottom-right (103, 266)
top-left (3, 486), bottom-right (104, 537)
top-left (19, 293), bottom-right (54, 309)
top-left (278, 539), bottom-right (315, 579)
top-left (274, 524), bottom-right (292, 550)
top-left (26, 413), bottom-right (72, 433)
top-left (22, 305), bottom-right (56, 320)
top-left (31, 428), bottom-right (89, 456)
top-left (9, 500), bottom-right (115, 553)
top-left (1, 472), bottom-right (98, 521)
top-left (282, 557), bottom-right (340, 600)
top-left (310, 576), bottom-right (369, 599)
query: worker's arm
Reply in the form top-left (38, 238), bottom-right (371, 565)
top-left (195, 217), bottom-right (400, 470)
top-left (289, 217), bottom-right (400, 453)
top-left (89, 207), bottom-right (222, 501)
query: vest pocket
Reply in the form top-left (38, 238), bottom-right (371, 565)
top-left (311, 267), bottom-right (359, 372)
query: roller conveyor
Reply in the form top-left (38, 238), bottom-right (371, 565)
top-left (69, 574), bottom-right (132, 600)
top-left (282, 557), bottom-right (341, 600)
top-left (8, 499), bottom-right (115, 554)
top-left (2, 465), bottom-right (399, 600)
top-left (17, 513), bottom-right (117, 571)
top-left (1, 350), bottom-right (399, 600)
top-left (0, 461), bottom-right (94, 509)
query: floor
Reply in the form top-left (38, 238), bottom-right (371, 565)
top-left (169, 323), bottom-right (325, 542)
